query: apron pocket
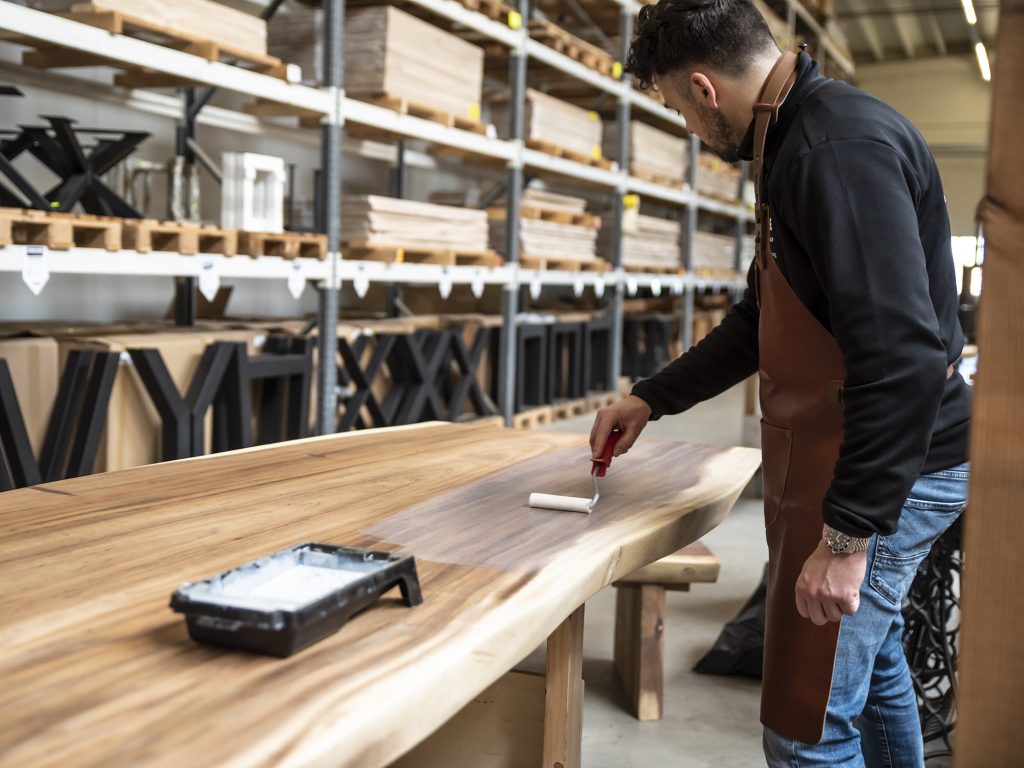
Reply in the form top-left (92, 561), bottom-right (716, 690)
top-left (760, 420), bottom-right (793, 528)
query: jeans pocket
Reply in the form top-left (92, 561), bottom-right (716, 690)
top-left (869, 548), bottom-right (927, 606)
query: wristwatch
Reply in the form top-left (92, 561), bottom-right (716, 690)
top-left (824, 525), bottom-right (871, 555)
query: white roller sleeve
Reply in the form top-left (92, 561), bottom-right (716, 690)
top-left (528, 493), bottom-right (593, 514)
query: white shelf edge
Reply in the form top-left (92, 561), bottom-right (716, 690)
top-left (522, 148), bottom-right (623, 188)
top-left (628, 91), bottom-right (688, 131)
top-left (626, 177), bottom-right (693, 207)
top-left (338, 260), bottom-right (514, 286)
top-left (342, 98), bottom-right (515, 161)
top-left (525, 41), bottom-right (625, 98)
top-left (0, 3), bottom-right (333, 113)
top-left (401, 0), bottom-right (521, 47)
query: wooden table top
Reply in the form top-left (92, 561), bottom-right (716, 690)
top-left (0, 422), bottom-right (760, 768)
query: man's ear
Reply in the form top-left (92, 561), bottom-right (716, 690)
top-left (689, 72), bottom-right (719, 109)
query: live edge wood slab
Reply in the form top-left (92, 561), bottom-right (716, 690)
top-left (0, 422), bottom-right (760, 768)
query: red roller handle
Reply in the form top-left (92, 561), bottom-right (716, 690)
top-left (591, 429), bottom-right (622, 478)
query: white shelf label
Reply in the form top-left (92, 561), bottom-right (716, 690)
top-left (21, 245), bottom-right (49, 295)
top-left (672, 278), bottom-right (685, 296)
top-left (572, 276), bottom-right (585, 298)
top-left (198, 259), bottom-right (220, 302)
top-left (594, 277), bottom-right (605, 298)
top-left (529, 273), bottom-right (542, 300)
top-left (353, 266), bottom-right (369, 299)
top-left (651, 278), bottom-right (663, 297)
top-left (287, 262), bottom-right (306, 299)
top-left (438, 268), bottom-right (453, 300)
top-left (626, 277), bottom-right (639, 296)
top-left (470, 270), bottom-right (485, 299)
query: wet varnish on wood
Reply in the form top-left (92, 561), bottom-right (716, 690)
top-left (0, 422), bottom-right (760, 767)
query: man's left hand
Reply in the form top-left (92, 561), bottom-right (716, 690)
top-left (795, 541), bottom-right (867, 625)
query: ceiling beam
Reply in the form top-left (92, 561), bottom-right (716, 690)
top-left (890, 12), bottom-right (918, 58)
top-left (928, 14), bottom-right (948, 55)
top-left (841, 0), bottom-right (886, 61)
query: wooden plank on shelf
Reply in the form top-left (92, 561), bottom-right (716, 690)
top-left (35, 0), bottom-right (268, 58)
top-left (237, 230), bottom-right (327, 260)
top-left (361, 94), bottom-right (490, 135)
top-left (122, 219), bottom-right (200, 255)
top-left (622, 263), bottom-right (686, 275)
top-left (0, 208), bottom-right (122, 251)
top-left (527, 19), bottom-right (616, 77)
top-left (513, 405), bottom-right (555, 429)
top-left (486, 205), bottom-right (599, 229)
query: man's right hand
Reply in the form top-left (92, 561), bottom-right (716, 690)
top-left (590, 395), bottom-right (653, 459)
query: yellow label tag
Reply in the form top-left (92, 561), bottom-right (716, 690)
top-left (508, 11), bottom-right (522, 29)
top-left (624, 194), bottom-right (640, 209)
top-left (613, 61), bottom-right (623, 79)
top-left (591, 146), bottom-right (602, 159)
top-left (468, 102), bottom-right (481, 122)
top-left (588, 111), bottom-right (599, 122)
top-left (396, 248), bottom-right (405, 263)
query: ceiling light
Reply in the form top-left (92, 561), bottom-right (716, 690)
top-left (962, 0), bottom-right (978, 24)
top-left (975, 41), bottom-right (992, 82)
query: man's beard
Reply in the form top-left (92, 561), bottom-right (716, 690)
top-left (697, 103), bottom-right (742, 163)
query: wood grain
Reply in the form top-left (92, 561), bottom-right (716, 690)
top-left (543, 607), bottom-right (585, 768)
top-left (0, 422), bottom-right (759, 767)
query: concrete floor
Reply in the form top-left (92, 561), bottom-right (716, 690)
top-left (534, 384), bottom-right (770, 767)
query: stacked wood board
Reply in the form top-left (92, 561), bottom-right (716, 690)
top-left (689, 230), bottom-right (738, 275)
top-left (753, 0), bottom-right (793, 51)
top-left (488, 190), bottom-right (603, 269)
top-left (599, 211), bottom-right (682, 271)
top-left (341, 195), bottom-right (490, 251)
top-left (31, 0), bottom-right (268, 57)
top-left (340, 6), bottom-right (484, 121)
top-left (697, 153), bottom-right (742, 201)
top-left (604, 121), bottom-right (688, 187)
top-left (493, 89), bottom-right (604, 162)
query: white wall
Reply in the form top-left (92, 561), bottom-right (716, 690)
top-left (853, 55), bottom-right (992, 235)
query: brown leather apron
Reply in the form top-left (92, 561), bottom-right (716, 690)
top-left (752, 52), bottom-right (847, 744)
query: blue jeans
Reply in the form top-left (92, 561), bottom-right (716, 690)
top-left (763, 462), bottom-right (969, 768)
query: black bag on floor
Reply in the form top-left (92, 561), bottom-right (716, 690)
top-left (693, 563), bottom-right (767, 679)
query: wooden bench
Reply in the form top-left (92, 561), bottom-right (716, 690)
top-left (613, 539), bottom-right (722, 721)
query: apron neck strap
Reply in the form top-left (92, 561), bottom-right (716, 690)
top-left (753, 51), bottom-right (799, 270)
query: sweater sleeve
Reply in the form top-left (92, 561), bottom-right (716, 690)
top-left (781, 140), bottom-right (950, 538)
top-left (630, 261), bottom-right (760, 419)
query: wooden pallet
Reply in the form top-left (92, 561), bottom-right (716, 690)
top-left (20, 6), bottom-right (291, 84)
top-left (588, 391), bottom-right (620, 411)
top-left (527, 19), bottom-right (616, 77)
top-left (487, 205), bottom-right (600, 229)
top-left (197, 226), bottom-right (238, 257)
top-left (631, 169), bottom-right (686, 189)
top-left (623, 262), bottom-right (686, 275)
top-left (345, 94), bottom-right (490, 140)
top-left (526, 138), bottom-right (614, 170)
top-left (519, 254), bottom-right (611, 272)
top-left (122, 219), bottom-right (200, 254)
top-left (692, 267), bottom-right (741, 281)
top-left (0, 208), bottom-right (122, 251)
top-left (238, 231), bottom-right (328, 261)
top-left (342, 242), bottom-right (503, 267)
top-left (551, 397), bottom-right (590, 420)
top-left (513, 405), bottom-right (554, 429)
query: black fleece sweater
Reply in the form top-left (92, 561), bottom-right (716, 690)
top-left (632, 53), bottom-right (972, 538)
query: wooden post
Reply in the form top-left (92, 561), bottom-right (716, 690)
top-left (544, 606), bottom-right (585, 768)
top-left (955, 4), bottom-right (1024, 765)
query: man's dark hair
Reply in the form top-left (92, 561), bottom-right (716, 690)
top-left (627, 0), bottom-right (778, 90)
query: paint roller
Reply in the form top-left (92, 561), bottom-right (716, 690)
top-left (528, 429), bottom-right (622, 514)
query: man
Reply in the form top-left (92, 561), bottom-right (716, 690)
top-left (590, 1), bottom-right (972, 765)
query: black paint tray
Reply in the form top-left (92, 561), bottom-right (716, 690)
top-left (170, 543), bottom-right (423, 657)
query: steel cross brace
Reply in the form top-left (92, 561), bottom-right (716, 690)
top-left (445, 325), bottom-right (499, 420)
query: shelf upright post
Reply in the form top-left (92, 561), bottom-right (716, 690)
top-left (609, 6), bottom-right (633, 393)
top-left (316, 0), bottom-right (344, 435)
top-left (172, 88), bottom-right (200, 327)
top-left (498, 1), bottom-right (529, 427)
top-left (734, 159), bottom-right (749, 273)
top-left (682, 133), bottom-right (700, 351)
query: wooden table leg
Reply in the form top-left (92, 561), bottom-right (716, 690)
top-left (614, 583), bottom-right (666, 721)
top-left (544, 605), bottom-right (585, 768)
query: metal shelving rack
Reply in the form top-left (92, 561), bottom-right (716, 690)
top-left (0, 0), bottom-right (849, 429)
